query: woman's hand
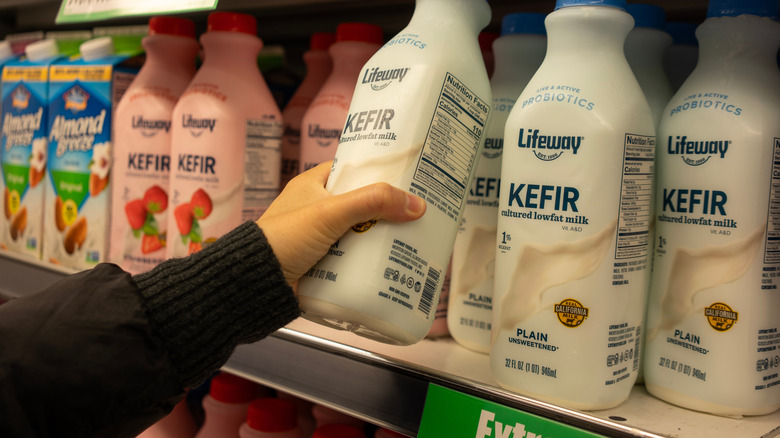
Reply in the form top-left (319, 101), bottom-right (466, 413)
top-left (256, 162), bottom-right (426, 291)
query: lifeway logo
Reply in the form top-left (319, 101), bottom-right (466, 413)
top-left (132, 116), bottom-right (171, 138)
top-left (308, 123), bottom-right (340, 147)
top-left (361, 66), bottom-right (410, 91)
top-left (518, 128), bottom-right (583, 161)
top-left (667, 135), bottom-right (730, 166)
top-left (181, 114), bottom-right (216, 138)
top-left (483, 137), bottom-right (503, 159)
top-left (64, 86), bottom-right (88, 113)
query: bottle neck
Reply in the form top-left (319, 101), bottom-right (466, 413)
top-left (200, 31), bottom-right (264, 72)
top-left (694, 15), bottom-right (780, 75)
top-left (544, 6), bottom-right (634, 59)
top-left (407, 0), bottom-right (490, 35)
top-left (139, 34), bottom-right (199, 80)
top-left (302, 49), bottom-right (333, 84)
top-left (492, 34), bottom-right (547, 81)
top-left (328, 41), bottom-right (380, 79)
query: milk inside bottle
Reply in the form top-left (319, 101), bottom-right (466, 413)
top-left (448, 12), bottom-right (547, 354)
top-left (109, 17), bottom-right (198, 275)
top-left (644, 0), bottom-right (780, 416)
top-left (168, 12), bottom-right (282, 257)
top-left (296, 0), bottom-right (492, 346)
top-left (43, 37), bottom-right (141, 269)
top-left (491, 0), bottom-right (655, 410)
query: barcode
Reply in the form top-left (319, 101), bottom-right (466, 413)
top-left (633, 325), bottom-right (642, 371)
top-left (418, 267), bottom-right (441, 316)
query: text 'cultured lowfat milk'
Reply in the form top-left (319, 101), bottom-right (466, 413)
top-left (644, 0), bottom-right (780, 416)
top-left (448, 12), bottom-right (547, 354)
top-left (296, 0), bottom-right (492, 346)
top-left (491, 0), bottom-right (655, 410)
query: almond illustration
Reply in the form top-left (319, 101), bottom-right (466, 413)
top-left (64, 216), bottom-right (87, 255)
top-left (89, 172), bottom-right (109, 197)
top-left (29, 166), bottom-right (44, 188)
top-left (3, 187), bottom-right (10, 219)
top-left (54, 196), bottom-right (66, 232)
top-left (10, 206), bottom-right (27, 241)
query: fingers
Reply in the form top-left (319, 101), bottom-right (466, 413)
top-left (321, 182), bottom-right (426, 234)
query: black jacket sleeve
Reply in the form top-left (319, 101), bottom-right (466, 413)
top-left (0, 222), bottom-right (300, 438)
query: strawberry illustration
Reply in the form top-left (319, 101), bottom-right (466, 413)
top-left (190, 188), bottom-right (212, 220)
top-left (141, 234), bottom-right (164, 254)
top-left (174, 202), bottom-right (194, 236)
top-left (188, 241), bottom-right (202, 254)
top-left (125, 199), bottom-right (147, 231)
top-left (143, 185), bottom-right (168, 214)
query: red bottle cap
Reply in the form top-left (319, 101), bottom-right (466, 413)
top-left (148, 16), bottom-right (196, 38)
top-left (208, 372), bottom-right (259, 404)
top-left (335, 23), bottom-right (383, 45)
top-left (246, 398), bottom-right (298, 432)
top-left (313, 424), bottom-right (366, 438)
top-left (310, 32), bottom-right (336, 51)
top-left (478, 31), bottom-right (499, 52)
top-left (207, 11), bottom-right (257, 35)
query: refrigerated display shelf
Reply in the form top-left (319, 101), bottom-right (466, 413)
top-left (2, 252), bottom-right (779, 437)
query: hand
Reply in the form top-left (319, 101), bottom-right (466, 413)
top-left (256, 162), bottom-right (427, 291)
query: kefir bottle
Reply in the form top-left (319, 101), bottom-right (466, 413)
top-left (491, 0), bottom-right (655, 410)
top-left (645, 0), bottom-right (780, 416)
top-left (296, 0), bottom-right (492, 346)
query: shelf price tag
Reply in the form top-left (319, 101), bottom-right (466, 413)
top-left (418, 384), bottom-right (604, 438)
top-left (56, 0), bottom-right (218, 23)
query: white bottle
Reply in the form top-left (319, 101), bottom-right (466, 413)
top-left (447, 12), bottom-right (547, 354)
top-left (663, 22), bottom-right (699, 92)
top-left (296, 0), bottom-right (492, 346)
top-left (624, 3), bottom-right (674, 128)
top-left (644, 0), bottom-right (780, 417)
top-left (238, 398), bottom-right (301, 438)
top-left (491, 0), bottom-right (654, 410)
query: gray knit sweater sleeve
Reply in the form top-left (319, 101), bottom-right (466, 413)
top-left (132, 221), bottom-right (301, 389)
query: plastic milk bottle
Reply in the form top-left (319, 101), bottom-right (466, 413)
top-left (279, 32), bottom-right (334, 189)
top-left (664, 22), bottom-right (699, 92)
top-left (644, 0), bottom-right (780, 416)
top-left (296, 0), bottom-right (492, 346)
top-left (109, 17), bottom-right (198, 275)
top-left (491, 0), bottom-right (655, 410)
top-left (43, 37), bottom-right (140, 269)
top-left (297, 23), bottom-right (383, 173)
top-left (448, 12), bottom-right (547, 354)
top-left (168, 12), bottom-right (282, 257)
top-left (238, 398), bottom-right (301, 438)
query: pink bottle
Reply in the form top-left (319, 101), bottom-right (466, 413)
top-left (312, 424), bottom-right (365, 438)
top-left (195, 373), bottom-right (267, 438)
top-left (109, 16), bottom-right (198, 275)
top-left (479, 31), bottom-right (499, 78)
top-left (279, 32), bottom-right (335, 189)
top-left (276, 391), bottom-right (315, 438)
top-left (238, 398), bottom-right (301, 438)
top-left (297, 23), bottom-right (383, 173)
top-left (136, 397), bottom-right (198, 438)
top-left (168, 12), bottom-right (282, 257)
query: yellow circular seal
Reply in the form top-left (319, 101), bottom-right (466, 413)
top-left (705, 302), bottom-right (738, 331)
top-left (351, 220), bottom-right (376, 233)
top-left (554, 298), bottom-right (589, 328)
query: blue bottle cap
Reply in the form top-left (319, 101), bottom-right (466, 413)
top-left (707, 0), bottom-right (779, 19)
top-left (555, 0), bottom-right (627, 10)
top-left (665, 22), bottom-right (699, 46)
top-left (501, 13), bottom-right (547, 36)
top-left (625, 3), bottom-right (666, 29)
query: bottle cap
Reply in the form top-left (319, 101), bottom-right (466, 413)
top-left (313, 423), bottom-right (366, 438)
top-left (310, 32), bottom-right (336, 51)
top-left (25, 39), bottom-right (59, 61)
top-left (501, 13), bottom-right (547, 36)
top-left (80, 36), bottom-right (114, 61)
top-left (707, 0), bottom-right (779, 19)
top-left (625, 4), bottom-right (666, 29)
top-left (149, 16), bottom-right (196, 38)
top-left (0, 41), bottom-right (14, 62)
top-left (478, 32), bottom-right (499, 51)
top-left (208, 372), bottom-right (259, 403)
top-left (245, 398), bottom-right (298, 432)
top-left (555, 0), bottom-right (626, 11)
top-left (208, 12), bottom-right (257, 35)
top-left (335, 23), bottom-right (383, 44)
top-left (665, 22), bottom-right (699, 46)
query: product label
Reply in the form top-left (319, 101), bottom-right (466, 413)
top-left (243, 118), bottom-right (282, 220)
top-left (519, 84), bottom-right (595, 112)
top-left (381, 32), bottom-right (428, 51)
top-left (668, 91), bottom-right (743, 118)
top-left (614, 134), bottom-right (654, 262)
top-left (764, 138), bottom-right (780, 265)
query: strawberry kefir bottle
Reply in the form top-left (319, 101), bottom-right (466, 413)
top-left (109, 16), bottom-right (198, 274)
top-left (168, 12), bottom-right (283, 257)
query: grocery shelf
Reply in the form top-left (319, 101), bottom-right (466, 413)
top-left (2, 252), bottom-right (779, 437)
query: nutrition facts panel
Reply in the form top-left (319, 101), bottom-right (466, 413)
top-left (413, 72), bottom-right (488, 222)
top-left (764, 137), bottom-right (780, 264)
top-left (616, 134), bottom-right (655, 260)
